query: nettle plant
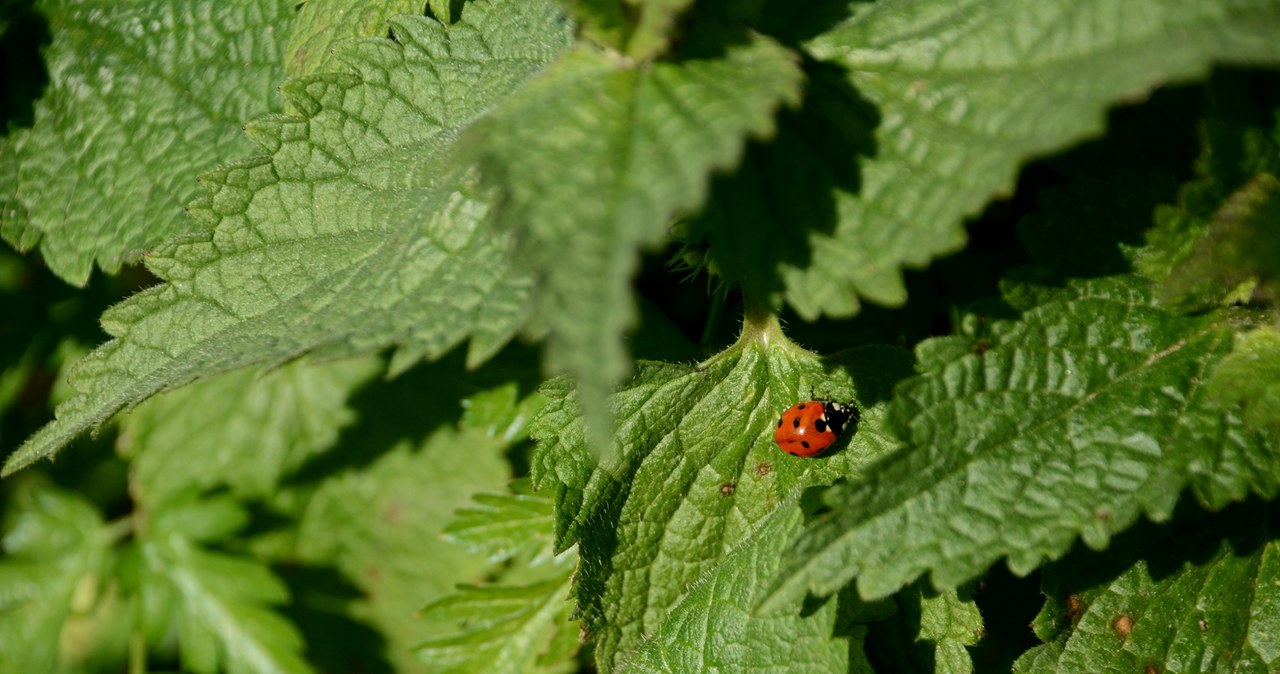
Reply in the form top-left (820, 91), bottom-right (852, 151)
top-left (2, 0), bottom-right (1280, 672)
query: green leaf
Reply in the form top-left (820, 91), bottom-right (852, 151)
top-left (117, 355), bottom-right (381, 504)
top-left (418, 479), bottom-right (580, 673)
top-left (290, 425), bottom-right (514, 672)
top-left (619, 507), bottom-right (851, 674)
top-left (765, 276), bottom-right (1280, 609)
top-left (557, 0), bottom-right (695, 59)
top-left (531, 315), bottom-right (913, 670)
top-left (864, 583), bottom-right (983, 674)
top-left (1206, 327), bottom-right (1280, 432)
top-left (3, 1), bottom-right (574, 476)
top-left (0, 484), bottom-right (111, 673)
top-left (138, 497), bottom-right (312, 674)
top-left (1015, 500), bottom-right (1280, 674)
top-left (1161, 173), bottom-right (1280, 310)
top-left (417, 575), bottom-right (578, 674)
top-left (1135, 83), bottom-right (1280, 289)
top-left (286, 0), bottom-right (423, 76)
top-left (476, 34), bottom-right (802, 453)
top-left (0, 0), bottom-right (295, 285)
top-left (781, 0), bottom-right (1280, 319)
top-left (442, 478), bottom-right (558, 566)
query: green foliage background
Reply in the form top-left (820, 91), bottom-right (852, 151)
top-left (2, 0), bottom-right (1280, 672)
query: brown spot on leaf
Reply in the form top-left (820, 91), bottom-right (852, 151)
top-left (1113, 614), bottom-right (1134, 638)
top-left (720, 482), bottom-right (736, 496)
top-left (1066, 594), bottom-right (1085, 623)
top-left (755, 462), bottom-right (772, 477)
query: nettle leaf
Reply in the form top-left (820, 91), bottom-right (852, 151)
top-left (863, 583), bottom-right (983, 674)
top-left (0, 0), bottom-right (295, 285)
top-left (117, 355), bottom-right (381, 504)
top-left (531, 316), bottom-right (913, 671)
top-left (765, 275), bottom-right (1280, 608)
top-left (1016, 500), bottom-right (1280, 674)
top-left (557, 0), bottom-right (694, 59)
top-left (474, 34), bottom-right (802, 452)
top-left (417, 575), bottom-right (578, 674)
top-left (291, 427), bottom-right (513, 672)
top-left (1207, 327), bottom-right (1280, 433)
top-left (3, 1), bottom-right (574, 476)
top-left (1136, 89), bottom-right (1280, 288)
top-left (139, 494), bottom-right (310, 674)
top-left (620, 507), bottom-right (851, 674)
top-left (286, 0), bottom-right (423, 76)
top-left (781, 0), bottom-right (1280, 319)
top-left (419, 480), bottom-right (579, 673)
top-left (0, 484), bottom-right (111, 673)
top-left (442, 478), bottom-right (558, 566)
top-left (1161, 172), bottom-right (1280, 310)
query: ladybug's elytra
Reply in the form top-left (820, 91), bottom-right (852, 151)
top-left (774, 400), bottom-right (858, 457)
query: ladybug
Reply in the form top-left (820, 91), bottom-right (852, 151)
top-left (774, 400), bottom-right (858, 457)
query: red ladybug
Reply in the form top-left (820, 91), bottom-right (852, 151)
top-left (774, 400), bottom-right (858, 457)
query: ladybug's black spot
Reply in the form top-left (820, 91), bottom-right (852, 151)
top-left (786, 450), bottom-right (798, 456)
top-left (801, 440), bottom-right (810, 449)
top-left (776, 418), bottom-right (783, 428)
top-left (814, 418), bottom-right (827, 433)
top-left (796, 403), bottom-right (806, 409)
top-left (792, 418), bottom-right (801, 428)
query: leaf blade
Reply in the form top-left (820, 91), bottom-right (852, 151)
top-left (782, 0), bottom-right (1280, 319)
top-left (4, 1), bottom-right (574, 475)
top-left (765, 276), bottom-right (1280, 609)
top-left (0, 0), bottom-right (295, 285)
top-left (477, 34), bottom-right (803, 452)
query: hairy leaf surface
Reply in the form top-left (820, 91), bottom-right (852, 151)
top-left (766, 276), bottom-right (1280, 607)
top-left (782, 0), bottom-right (1280, 319)
top-left (531, 318), bottom-right (912, 670)
top-left (1017, 500), bottom-right (1280, 674)
top-left (5, 1), bottom-right (573, 475)
top-left (475, 34), bottom-right (802, 452)
top-left (0, 0), bottom-right (295, 284)
top-left (619, 508), bottom-right (850, 674)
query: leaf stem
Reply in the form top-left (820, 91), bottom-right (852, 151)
top-left (129, 631), bottom-right (146, 674)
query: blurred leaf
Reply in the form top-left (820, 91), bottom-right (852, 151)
top-left (475, 34), bottom-right (802, 454)
top-left (1206, 326), bottom-right (1280, 432)
top-left (557, 0), bottom-right (695, 58)
top-left (0, 484), bottom-right (112, 673)
top-left (419, 476), bottom-right (579, 673)
top-left (118, 356), bottom-right (381, 504)
top-left (288, 415), bottom-right (517, 672)
top-left (417, 575), bottom-right (577, 674)
top-left (0, 0), bottom-right (295, 284)
top-left (1161, 173), bottom-right (1280, 310)
top-left (138, 495), bottom-right (312, 674)
top-left (1137, 79), bottom-right (1280, 289)
top-left (442, 479), bottom-right (557, 566)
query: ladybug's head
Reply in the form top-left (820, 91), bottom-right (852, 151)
top-left (821, 401), bottom-right (859, 435)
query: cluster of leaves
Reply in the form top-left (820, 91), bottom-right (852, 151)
top-left (3, 0), bottom-right (1280, 672)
